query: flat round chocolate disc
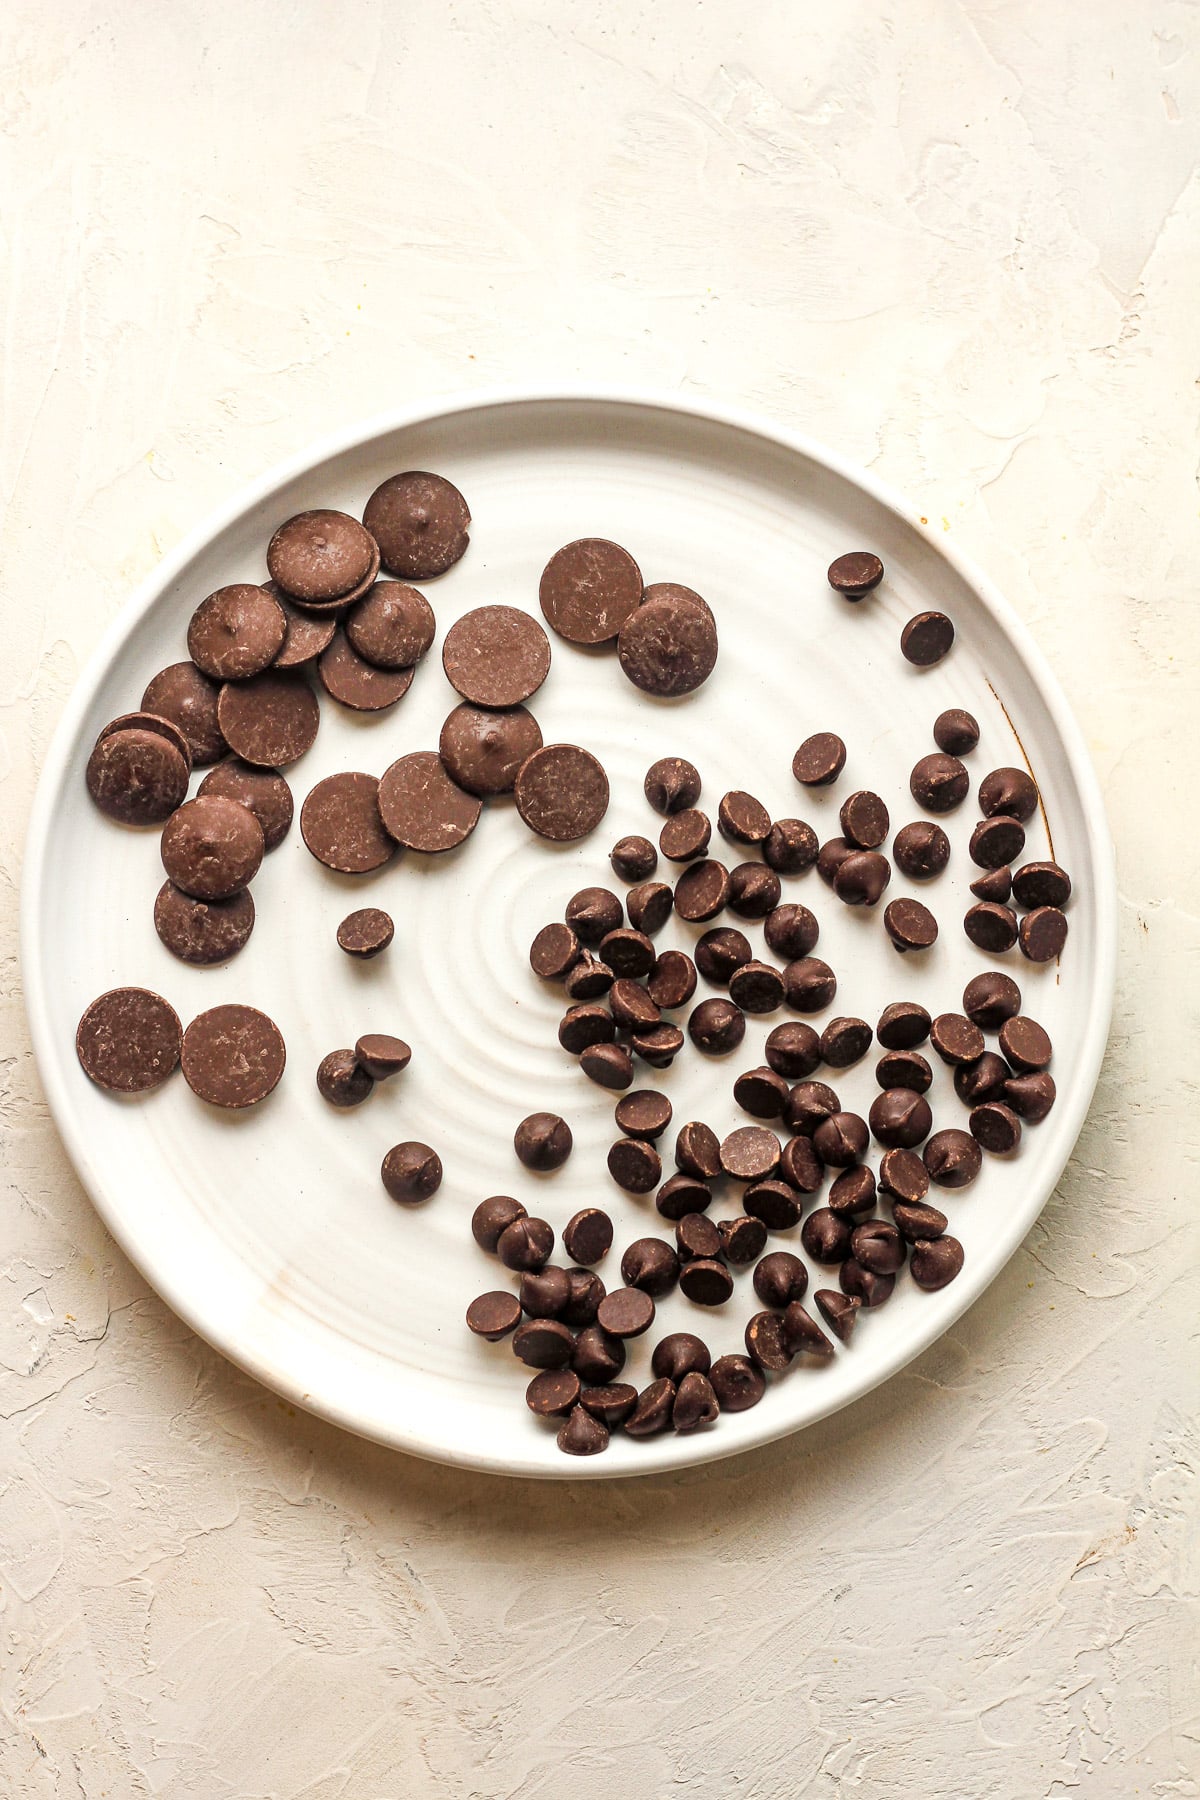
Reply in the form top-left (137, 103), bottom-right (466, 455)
top-left (345, 582), bottom-right (436, 670)
top-left (181, 1004), bottom-right (286, 1108)
top-left (198, 759), bottom-right (294, 851)
top-left (300, 771), bottom-right (394, 873)
top-left (267, 509), bottom-right (378, 602)
top-left (317, 632), bottom-right (416, 711)
top-left (362, 471), bottom-right (471, 579)
top-left (539, 538), bottom-right (643, 644)
top-left (268, 582), bottom-right (338, 669)
top-left (514, 744), bottom-right (610, 841)
top-left (76, 987), bottom-right (182, 1093)
top-left (160, 794), bottom-right (265, 900)
top-left (216, 671), bottom-right (320, 767)
top-left (141, 662), bottom-right (226, 765)
top-left (442, 605), bottom-right (551, 707)
top-left (96, 711), bottom-right (192, 768)
top-left (337, 907), bottom-right (394, 957)
top-left (154, 880), bottom-right (255, 965)
top-left (617, 594), bottom-right (717, 697)
top-left (187, 584), bottom-right (286, 681)
top-left (378, 751), bottom-right (482, 853)
top-left (438, 702), bottom-right (542, 796)
top-left (86, 727), bottom-right (190, 826)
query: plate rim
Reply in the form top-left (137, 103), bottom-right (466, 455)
top-left (20, 386), bottom-right (1118, 1478)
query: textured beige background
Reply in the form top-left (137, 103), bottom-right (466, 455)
top-left (2, 3), bottom-right (1198, 1795)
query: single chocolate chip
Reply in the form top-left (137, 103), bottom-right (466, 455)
top-left (1005, 1071), bottom-right (1056, 1120)
top-left (513, 1319), bottom-right (575, 1370)
top-left (764, 1021), bottom-right (821, 1080)
top-left (272, 584), bottom-right (338, 668)
top-left (930, 1013), bottom-right (986, 1065)
top-left (561, 1269), bottom-right (607, 1331)
top-left (779, 1135), bottom-right (824, 1193)
top-left (834, 851), bottom-right (892, 907)
top-left (675, 1212), bottom-right (723, 1261)
top-left (970, 1101), bottom-right (1022, 1154)
top-left (379, 751), bottom-right (481, 853)
top-left (709, 1353), bottom-right (765, 1411)
top-left (362, 471), bottom-right (470, 580)
top-left (695, 927), bottom-right (752, 985)
top-left (442, 605), bottom-right (551, 708)
top-left (717, 1216), bottom-right (768, 1265)
top-left (438, 703), bottom-right (542, 797)
top-left (154, 882), bottom-right (255, 966)
top-left (354, 1034), bottom-right (411, 1081)
top-left (515, 744), bottom-right (610, 841)
top-left (964, 901), bottom-right (1019, 952)
top-left (656, 1173), bottom-right (714, 1221)
top-left (611, 835), bottom-right (657, 883)
top-left (782, 1301), bottom-right (835, 1357)
top-left (559, 1210), bottom-right (614, 1270)
top-left (472, 1194), bottom-right (527, 1252)
top-left (381, 1141), bottom-right (443, 1203)
top-left (934, 708), bottom-right (980, 755)
top-left (812, 1111), bottom-right (869, 1167)
top-left (851, 1220), bottom-right (906, 1275)
top-left (869, 1089), bottom-right (933, 1149)
top-left (618, 592), bottom-right (718, 696)
top-left (646, 949), bottom-right (697, 1009)
top-left (301, 772), bottom-right (394, 874)
top-left (817, 837), bottom-right (854, 886)
top-left (337, 907), bottom-right (394, 958)
top-left (76, 988), bottom-right (182, 1093)
top-left (198, 760), bottom-right (294, 851)
top-left (999, 1015), bottom-right (1053, 1072)
top-left (782, 957), bottom-right (838, 1012)
top-left (539, 537), bottom-right (643, 643)
top-left (827, 551), bottom-right (883, 598)
top-left (901, 610), bottom-right (954, 665)
top-left (688, 997), bottom-right (745, 1055)
top-left (217, 670), bottom-right (320, 767)
top-left (558, 1002), bottom-right (616, 1054)
top-left (784, 1079), bottom-right (841, 1137)
top-left (718, 790), bottom-right (771, 846)
top-left (820, 1017), bottom-right (872, 1069)
top-left (316, 1049), bottom-right (374, 1108)
top-left (1019, 906), bottom-right (1069, 962)
top-left (142, 662), bottom-right (226, 765)
top-left (734, 1065), bottom-right (791, 1120)
top-left (839, 790), bottom-right (890, 849)
top-left (923, 1129), bottom-right (982, 1188)
top-left (580, 1041), bottom-right (632, 1089)
top-left (613, 1090), bottom-right (672, 1142)
top-left (720, 1126), bottom-right (781, 1182)
top-left (607, 1137), bottom-right (662, 1193)
top-left (514, 1113), bottom-right (572, 1171)
top-left (160, 795), bottom-right (265, 901)
top-left (187, 584), bottom-right (287, 681)
top-left (519, 1266), bottom-right (572, 1319)
top-left (910, 1235), bottom-right (965, 1290)
top-left (600, 928), bottom-right (656, 978)
top-left (659, 808), bottom-right (711, 862)
top-left (1012, 861), bottom-right (1072, 911)
top-left (644, 756), bottom-right (702, 815)
top-left (763, 818), bottom-right (819, 873)
top-left (884, 897), bottom-right (938, 953)
top-left (815, 1289), bottom-right (860, 1343)
top-left (677, 1259), bottom-right (735, 1306)
top-left (466, 1291), bottom-right (522, 1341)
top-left (890, 1197), bottom-right (947, 1241)
top-left (971, 865), bottom-right (1014, 903)
top-left (565, 887), bottom-right (623, 946)
top-left (910, 753), bottom-right (970, 813)
top-left (597, 1286), bottom-right (656, 1338)
top-left (497, 1216), bottom-right (555, 1271)
top-left (753, 1251), bottom-right (808, 1308)
top-left (345, 581), bottom-right (435, 669)
top-left (826, 1165), bottom-right (877, 1218)
top-left (674, 1120), bottom-right (723, 1180)
top-left (607, 979), bottom-right (660, 1032)
top-left (652, 1333), bottom-right (711, 1382)
top-left (620, 1238), bottom-right (680, 1297)
top-left (626, 881), bottom-right (674, 935)
top-left (526, 1369), bottom-right (581, 1416)
top-left (268, 509), bottom-right (377, 602)
top-left (745, 1310), bottom-right (793, 1373)
top-left (801, 1208), bottom-right (853, 1263)
top-left (728, 961), bottom-right (785, 1014)
top-left (86, 727), bottom-right (191, 826)
top-left (572, 1326), bottom-right (626, 1384)
top-left (625, 1377), bottom-right (676, 1438)
top-left (727, 862), bottom-right (782, 918)
top-left (631, 1023), bottom-right (685, 1067)
top-left (970, 814), bottom-right (1026, 870)
top-left (764, 903), bottom-right (820, 963)
top-left (893, 821), bottom-right (951, 880)
top-left (318, 632), bottom-right (416, 710)
top-left (878, 1147), bottom-right (931, 1206)
top-left (530, 922), bottom-right (581, 981)
top-left (181, 1004), bottom-right (285, 1108)
top-left (979, 766), bottom-right (1039, 822)
top-left (793, 732), bottom-right (847, 786)
top-left (839, 1260), bottom-right (895, 1308)
top-left (580, 1384), bottom-right (638, 1426)
top-left (877, 1001), bottom-right (931, 1049)
top-left (876, 1049), bottom-right (933, 1092)
top-left (954, 1051), bottom-right (1010, 1106)
top-left (963, 971), bottom-right (1022, 1030)
top-left (672, 1371), bottom-right (720, 1433)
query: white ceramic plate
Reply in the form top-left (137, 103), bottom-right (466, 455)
top-left (22, 392), bottom-right (1116, 1478)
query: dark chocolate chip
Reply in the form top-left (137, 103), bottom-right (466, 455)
top-left (1019, 906), bottom-right (1069, 962)
top-left (953, 1051), bottom-right (1010, 1106)
top-left (970, 1101), bottom-right (1022, 1154)
top-left (580, 1384), bottom-right (638, 1426)
top-left (801, 1208), bottom-right (853, 1263)
top-left (519, 1266), bottom-right (572, 1319)
top-left (526, 1369), bottom-right (581, 1416)
top-left (910, 1235), bottom-right (965, 1290)
top-left (833, 850), bottom-right (892, 907)
top-left (745, 1310), bottom-right (793, 1372)
top-left (677, 1258), bottom-right (734, 1306)
top-left (572, 1327), bottom-right (626, 1384)
top-left (753, 1251), bottom-right (808, 1308)
top-left (783, 1079), bottom-right (841, 1138)
top-left (600, 928), bottom-right (656, 978)
top-left (933, 709), bottom-right (980, 756)
top-left (515, 744), bottom-right (609, 841)
top-left (497, 1215), bottom-right (555, 1271)
top-left (558, 1003), bottom-right (617, 1054)
top-left (656, 1173), bottom-right (714, 1222)
top-left (1004, 1071), bottom-right (1056, 1121)
top-left (652, 1333), bottom-right (712, 1381)
top-left (672, 1371), bottom-right (720, 1433)
top-left (970, 865), bottom-right (1014, 903)
top-left (709, 1354), bottom-right (766, 1411)
top-left (717, 1215), bottom-right (768, 1265)
top-left (765, 1021), bottom-right (822, 1079)
top-left (726, 862), bottom-right (782, 919)
top-left (569, 969), bottom-right (616, 1022)
top-left (614, 1090), bottom-right (672, 1141)
top-left (626, 881), bottom-right (674, 935)
top-left (963, 971), bottom-right (1022, 1030)
top-left (877, 1001), bottom-right (932, 1049)
top-left (728, 960), bottom-right (785, 1014)
top-left (688, 997), bottom-right (745, 1055)
top-left (869, 1088), bottom-right (933, 1149)
top-left (850, 1220), bottom-right (905, 1274)
top-left (877, 1148), bottom-right (930, 1206)
top-left (466, 1291), bottom-right (522, 1341)
top-left (817, 837), bottom-right (854, 886)
top-left (561, 1270), bottom-right (607, 1328)
top-left (624, 1377), bottom-right (676, 1438)
top-left (812, 1110), bottom-right (869, 1167)
top-left (530, 922), bottom-right (581, 981)
top-left (609, 979), bottom-right (661, 1032)
top-left (815, 1289), bottom-right (860, 1343)
top-left (675, 1121), bottom-right (723, 1180)
top-left (630, 1024), bottom-right (684, 1068)
top-left (76, 988), bottom-right (182, 1094)
top-left (611, 835), bottom-right (658, 882)
top-left (1012, 862), bottom-right (1072, 910)
top-left (512, 1319), bottom-right (575, 1369)
top-left (607, 1137), bottom-right (662, 1193)
top-left (826, 1165), bottom-right (877, 1217)
top-left (763, 818), bottom-right (819, 873)
top-left (893, 821), bottom-right (951, 880)
top-left (720, 1126), bottom-right (781, 1182)
top-left (827, 551), bottom-right (883, 597)
top-left (884, 897), bottom-right (938, 952)
top-left (979, 766), bottom-right (1039, 822)
top-left (793, 732), bottom-right (846, 787)
top-left (673, 1213), bottom-right (721, 1263)
top-left (764, 903), bottom-right (820, 961)
top-left (733, 1065), bottom-right (791, 1119)
top-left (970, 814), bottom-right (1026, 870)
top-left (565, 886), bottom-right (623, 946)
top-left (876, 1049), bottom-right (933, 1093)
top-left (779, 1135), bottom-right (824, 1193)
top-left (718, 790), bottom-right (771, 845)
top-left (910, 753), bottom-right (970, 813)
top-left (596, 1286), bottom-right (656, 1338)
top-left (923, 1129), bottom-right (982, 1188)
top-left (381, 1141), bottom-right (443, 1203)
top-left (337, 906), bottom-right (394, 959)
top-left (316, 1049), bottom-right (374, 1108)
top-left (562, 1209), bottom-right (614, 1266)
top-left (890, 1197), bottom-right (946, 1241)
top-left (930, 1013), bottom-right (986, 1066)
top-left (513, 1113), bottom-right (572, 1171)
top-left (839, 1260), bottom-right (895, 1308)
top-left (695, 927), bottom-right (752, 985)
top-left (646, 949), bottom-right (697, 1010)
top-left (999, 1015), bottom-right (1053, 1072)
top-left (839, 790), bottom-right (890, 849)
top-left (644, 757), bottom-right (702, 815)
top-left (673, 857), bottom-right (731, 922)
top-left (620, 1237), bottom-right (679, 1297)
top-left (782, 1301), bottom-right (835, 1357)
top-left (820, 1017), bottom-right (872, 1069)
top-left (782, 956), bottom-right (838, 1012)
top-left (901, 610), bottom-right (954, 665)
top-left (472, 1195), bottom-right (527, 1252)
